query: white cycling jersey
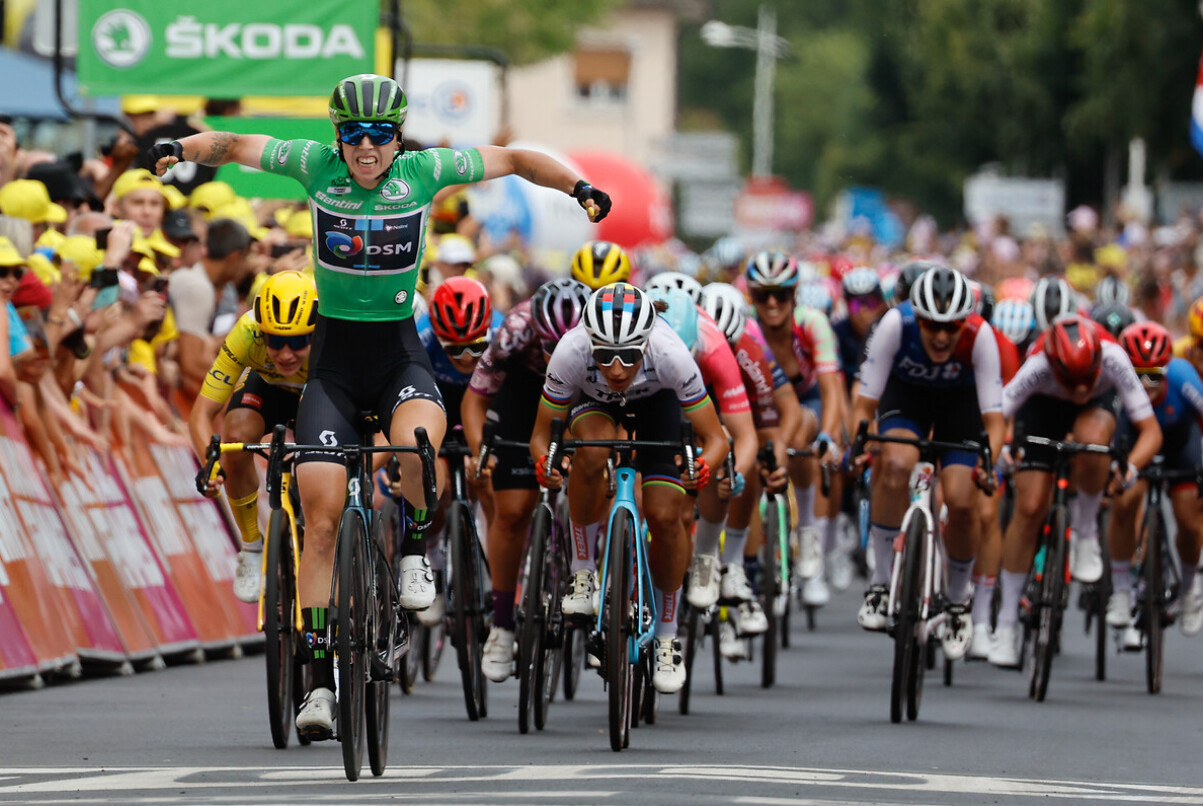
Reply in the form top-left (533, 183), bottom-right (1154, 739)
top-left (1002, 340), bottom-right (1153, 422)
top-left (542, 318), bottom-right (709, 410)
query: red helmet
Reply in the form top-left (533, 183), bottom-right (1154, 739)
top-left (1045, 315), bottom-right (1102, 387)
top-left (430, 277), bottom-right (491, 343)
top-left (1118, 321), bottom-right (1172, 369)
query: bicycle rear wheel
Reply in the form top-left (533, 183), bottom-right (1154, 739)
top-left (518, 506), bottom-right (550, 734)
top-left (335, 510), bottom-right (368, 781)
top-left (450, 501), bottom-right (487, 721)
top-left (891, 511), bottom-right (926, 724)
top-left (761, 495), bottom-right (781, 689)
top-left (1143, 504), bottom-right (1166, 695)
top-left (711, 608), bottom-right (725, 695)
top-left (365, 548), bottom-right (393, 777)
top-left (1030, 506), bottom-right (1067, 702)
top-left (423, 620), bottom-right (446, 682)
top-left (606, 513), bottom-right (634, 752)
top-left (263, 508), bottom-right (295, 749)
top-left (562, 625), bottom-right (584, 701)
top-left (678, 601), bottom-right (699, 715)
top-left (535, 517), bottom-right (567, 730)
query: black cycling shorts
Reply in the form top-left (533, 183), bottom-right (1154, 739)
top-left (296, 315), bottom-right (443, 465)
top-left (1014, 391), bottom-right (1118, 472)
top-left (487, 366), bottom-right (541, 490)
top-left (568, 389), bottom-right (683, 487)
top-left (226, 372), bottom-right (300, 433)
top-left (1117, 414), bottom-right (1201, 490)
top-left (876, 379), bottom-right (983, 468)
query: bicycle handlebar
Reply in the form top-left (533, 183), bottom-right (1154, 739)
top-left (534, 417), bottom-right (700, 494)
top-left (1137, 458), bottom-right (1203, 496)
top-left (851, 419), bottom-right (994, 496)
top-left (786, 444), bottom-right (832, 497)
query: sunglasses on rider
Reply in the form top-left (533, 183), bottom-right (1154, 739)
top-left (337, 122), bottom-right (398, 146)
top-left (263, 332), bottom-right (312, 351)
top-left (0, 266), bottom-right (26, 281)
top-left (750, 287), bottom-right (793, 305)
top-left (918, 318), bottom-right (966, 335)
top-left (593, 345), bottom-right (644, 367)
top-left (440, 339), bottom-right (489, 359)
top-left (847, 294), bottom-right (883, 315)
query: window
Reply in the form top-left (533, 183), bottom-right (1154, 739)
top-left (574, 48), bottom-right (630, 103)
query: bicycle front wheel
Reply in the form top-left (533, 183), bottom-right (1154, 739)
top-left (761, 495), bottom-right (781, 689)
top-left (1030, 505), bottom-right (1067, 702)
top-left (1143, 503), bottom-right (1166, 695)
top-left (518, 505), bottom-right (550, 734)
top-left (891, 510), bottom-right (926, 724)
top-left (365, 547), bottom-right (393, 777)
top-left (534, 512), bottom-right (567, 731)
top-left (450, 501), bottom-right (487, 721)
top-left (263, 508), bottom-right (295, 750)
top-left (335, 509), bottom-right (368, 781)
top-left (678, 601), bottom-right (699, 715)
top-left (606, 513), bottom-right (634, 752)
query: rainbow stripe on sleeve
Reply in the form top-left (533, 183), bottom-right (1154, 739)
top-left (680, 392), bottom-right (709, 413)
top-left (541, 390), bottom-right (571, 410)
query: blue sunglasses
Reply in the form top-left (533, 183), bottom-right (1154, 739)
top-left (338, 122), bottom-right (398, 146)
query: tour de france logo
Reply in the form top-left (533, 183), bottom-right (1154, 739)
top-left (325, 231), bottom-right (363, 258)
top-left (92, 9), bottom-right (152, 69)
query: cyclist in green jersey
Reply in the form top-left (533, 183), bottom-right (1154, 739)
top-left (151, 73), bottom-right (611, 739)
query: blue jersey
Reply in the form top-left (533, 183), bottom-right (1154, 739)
top-left (416, 310), bottom-right (505, 388)
top-left (886, 302), bottom-right (982, 388)
top-left (7, 303), bottom-right (29, 357)
top-left (1151, 358), bottom-right (1203, 430)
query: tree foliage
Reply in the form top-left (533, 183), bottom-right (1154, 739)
top-left (678, 0), bottom-right (1203, 223)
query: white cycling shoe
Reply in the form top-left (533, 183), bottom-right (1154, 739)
top-left (233, 549), bottom-right (263, 604)
top-left (482, 626), bottom-right (515, 682)
top-left (857, 585), bottom-right (889, 632)
top-left (939, 603), bottom-right (972, 661)
top-left (1070, 535), bottom-right (1103, 583)
top-left (687, 554), bottom-right (721, 609)
top-left (988, 625), bottom-right (1021, 668)
top-left (794, 526), bottom-right (823, 579)
top-left (737, 600), bottom-right (769, 635)
top-left (562, 569), bottom-right (598, 617)
top-left (968, 623), bottom-right (993, 660)
top-left (295, 688), bottom-right (336, 741)
top-left (417, 592), bottom-right (445, 628)
top-left (720, 563), bottom-right (755, 603)
top-left (398, 555), bottom-right (436, 610)
top-left (1106, 590), bottom-right (1133, 628)
top-left (652, 637), bottom-right (685, 693)
top-left (719, 620), bottom-right (746, 660)
top-left (802, 574), bottom-right (830, 607)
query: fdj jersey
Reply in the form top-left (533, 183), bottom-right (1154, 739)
top-left (260, 139), bottom-right (485, 321)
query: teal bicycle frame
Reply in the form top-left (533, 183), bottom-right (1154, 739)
top-left (596, 465), bottom-right (658, 663)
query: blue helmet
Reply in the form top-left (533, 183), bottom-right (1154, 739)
top-left (991, 298), bottom-right (1036, 345)
top-left (647, 287), bottom-right (699, 352)
top-left (795, 281), bottom-right (833, 315)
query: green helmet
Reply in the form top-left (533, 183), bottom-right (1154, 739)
top-left (329, 74), bottom-right (407, 128)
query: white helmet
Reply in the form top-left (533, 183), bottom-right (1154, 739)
top-left (582, 282), bottom-right (658, 348)
top-left (645, 271), bottom-right (704, 306)
top-left (1030, 275), bottom-right (1075, 332)
top-left (910, 267), bottom-right (975, 323)
top-left (991, 298), bottom-right (1036, 345)
top-left (700, 281), bottom-right (747, 314)
top-left (702, 287), bottom-right (746, 345)
top-left (795, 280), bottom-right (833, 314)
top-left (842, 266), bottom-right (882, 298)
top-left (1095, 274), bottom-right (1130, 307)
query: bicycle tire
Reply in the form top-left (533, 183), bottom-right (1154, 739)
top-left (423, 620), bottom-right (446, 682)
top-left (518, 506), bottom-right (550, 734)
top-left (263, 508), bottom-right (295, 750)
top-left (403, 624), bottom-right (424, 693)
top-left (535, 514), bottom-right (566, 731)
top-left (1144, 504), bottom-right (1166, 695)
top-left (606, 512), bottom-right (634, 752)
top-left (450, 501), bottom-right (487, 721)
top-left (1093, 517), bottom-right (1111, 683)
top-left (711, 608), bottom-right (725, 695)
top-left (1031, 506), bottom-right (1067, 702)
top-left (679, 602), bottom-right (699, 715)
top-left (562, 625), bottom-right (584, 701)
top-left (641, 647), bottom-right (658, 725)
top-left (336, 509), bottom-right (367, 781)
top-left (761, 495), bottom-right (780, 689)
top-left (891, 511), bottom-right (925, 724)
top-left (365, 550), bottom-right (393, 777)
top-left (905, 519), bottom-right (928, 722)
top-left (292, 653), bottom-right (311, 746)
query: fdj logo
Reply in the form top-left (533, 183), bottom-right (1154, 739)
top-left (92, 9), bottom-right (152, 68)
top-left (325, 231), bottom-right (363, 257)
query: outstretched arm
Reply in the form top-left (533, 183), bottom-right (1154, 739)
top-left (151, 132), bottom-right (272, 175)
top-left (476, 146), bottom-right (611, 221)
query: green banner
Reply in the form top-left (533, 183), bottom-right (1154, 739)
top-left (200, 117), bottom-right (332, 200)
top-left (77, 1), bottom-right (375, 97)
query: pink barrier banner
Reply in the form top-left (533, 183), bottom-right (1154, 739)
top-left (150, 443), bottom-right (261, 641)
top-left (63, 447), bottom-right (200, 659)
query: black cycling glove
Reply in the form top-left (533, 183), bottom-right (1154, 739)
top-left (572, 180), bottom-right (612, 222)
top-left (149, 141), bottom-right (184, 164)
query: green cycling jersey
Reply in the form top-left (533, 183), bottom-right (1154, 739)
top-left (259, 139), bottom-right (484, 321)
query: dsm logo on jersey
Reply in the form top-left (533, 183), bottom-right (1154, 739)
top-left (325, 231), bottom-right (364, 257)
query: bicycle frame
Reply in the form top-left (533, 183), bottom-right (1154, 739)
top-left (888, 460), bottom-right (944, 639)
top-left (596, 465), bottom-right (658, 663)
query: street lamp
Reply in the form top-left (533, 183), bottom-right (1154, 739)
top-left (701, 6), bottom-right (790, 178)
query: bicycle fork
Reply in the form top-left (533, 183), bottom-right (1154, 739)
top-left (595, 467), bottom-right (658, 666)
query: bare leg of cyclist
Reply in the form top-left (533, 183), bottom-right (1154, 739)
top-left (389, 398), bottom-right (447, 610)
top-left (992, 468), bottom-right (1054, 666)
top-left (1066, 409), bottom-right (1115, 584)
top-left (1170, 486), bottom-right (1203, 635)
top-left (646, 481), bottom-right (689, 693)
top-left (482, 488), bottom-right (537, 682)
top-left (859, 432), bottom-right (919, 631)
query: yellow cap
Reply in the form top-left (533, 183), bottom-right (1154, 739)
top-left (0, 236), bottom-right (24, 266)
top-left (161, 183), bottom-right (188, 210)
top-left (122, 95), bottom-right (160, 116)
top-left (0, 179), bottom-right (67, 224)
top-left (58, 235), bottom-right (104, 278)
top-left (112, 169), bottom-right (165, 201)
top-left (26, 253), bottom-right (60, 285)
top-left (1095, 244), bottom-right (1127, 270)
top-left (283, 209), bottom-right (313, 240)
top-left (128, 233), bottom-right (161, 274)
top-left (190, 181), bottom-right (238, 216)
top-left (146, 228), bottom-right (181, 258)
top-left (35, 228), bottom-right (66, 251)
top-left (212, 199), bottom-right (269, 240)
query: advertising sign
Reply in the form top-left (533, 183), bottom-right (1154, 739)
top-left (402, 58), bottom-right (502, 148)
top-left (77, 0), bottom-right (375, 97)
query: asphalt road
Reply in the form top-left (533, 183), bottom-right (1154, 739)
top-left (4, 583), bottom-right (1203, 805)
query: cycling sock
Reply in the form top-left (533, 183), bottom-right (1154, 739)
top-left (695, 516), bottom-right (724, 557)
top-left (1069, 490), bottom-right (1103, 541)
top-left (400, 531), bottom-right (426, 557)
top-left (492, 589), bottom-right (515, 631)
top-left (403, 500), bottom-right (433, 535)
top-left (1111, 560), bottom-right (1133, 596)
top-left (742, 556), bottom-right (762, 595)
top-left (721, 526), bottom-right (749, 565)
top-left (569, 520), bottom-right (600, 573)
top-left (947, 557), bottom-right (974, 604)
top-left (815, 516), bottom-right (832, 555)
top-left (795, 484), bottom-right (815, 529)
top-left (654, 586), bottom-right (680, 637)
top-left (302, 607), bottom-right (334, 691)
top-left (971, 574), bottom-right (996, 626)
top-left (997, 570), bottom-right (1027, 628)
top-left (869, 523), bottom-right (897, 586)
top-left (228, 491), bottom-right (263, 549)
top-left (428, 533), bottom-right (446, 571)
top-left (1182, 564), bottom-right (1197, 597)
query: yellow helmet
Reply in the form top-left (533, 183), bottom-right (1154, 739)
top-left (254, 271), bottom-right (318, 336)
top-left (571, 240), bottom-right (631, 290)
top-left (1190, 297), bottom-right (1203, 339)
